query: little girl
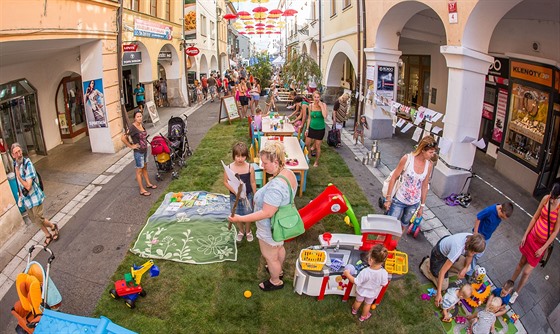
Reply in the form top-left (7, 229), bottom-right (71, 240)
top-left (468, 296), bottom-right (502, 334)
top-left (343, 244), bottom-right (389, 322)
top-left (253, 107), bottom-right (263, 132)
top-left (354, 115), bottom-right (369, 145)
top-left (196, 83), bottom-right (203, 104)
top-left (223, 142), bottom-right (256, 242)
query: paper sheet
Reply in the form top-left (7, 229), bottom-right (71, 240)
top-left (439, 137), bottom-right (452, 155)
top-left (401, 122), bottom-right (413, 133)
top-left (431, 126), bottom-right (443, 134)
top-left (424, 122), bottom-right (433, 133)
top-left (396, 118), bottom-right (406, 128)
top-left (412, 127), bottom-right (423, 142)
top-left (221, 160), bottom-right (246, 198)
top-left (431, 112), bottom-right (443, 123)
top-left (414, 112), bottom-right (424, 125)
top-left (461, 136), bottom-right (476, 143)
top-left (471, 138), bottom-right (486, 149)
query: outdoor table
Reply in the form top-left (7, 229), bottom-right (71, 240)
top-left (262, 116), bottom-right (296, 137)
top-left (260, 136), bottom-right (309, 197)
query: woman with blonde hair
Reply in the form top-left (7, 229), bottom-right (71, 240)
top-left (228, 141), bottom-right (297, 291)
top-left (384, 135), bottom-right (437, 239)
top-left (305, 91), bottom-right (328, 167)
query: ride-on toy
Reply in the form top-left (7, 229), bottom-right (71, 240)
top-left (406, 211), bottom-right (423, 238)
top-left (110, 260), bottom-right (160, 309)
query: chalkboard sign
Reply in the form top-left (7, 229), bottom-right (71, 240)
top-left (145, 101), bottom-right (160, 126)
top-left (218, 96), bottom-right (240, 124)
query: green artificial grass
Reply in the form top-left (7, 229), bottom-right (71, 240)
top-left (94, 119), bottom-right (442, 333)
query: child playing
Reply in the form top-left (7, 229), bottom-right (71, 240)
top-left (441, 284), bottom-right (473, 322)
top-left (253, 107), bottom-right (263, 132)
top-left (223, 142), bottom-right (256, 242)
top-left (343, 244), bottom-right (389, 322)
top-left (468, 296), bottom-right (502, 334)
top-left (488, 280), bottom-right (514, 317)
top-left (264, 84), bottom-right (277, 114)
top-left (353, 115), bottom-right (369, 145)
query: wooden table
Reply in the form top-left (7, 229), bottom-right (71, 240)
top-left (262, 117), bottom-right (296, 136)
top-left (260, 136), bottom-right (309, 197)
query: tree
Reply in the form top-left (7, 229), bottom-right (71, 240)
top-left (247, 53), bottom-right (274, 90)
top-left (282, 50), bottom-right (322, 92)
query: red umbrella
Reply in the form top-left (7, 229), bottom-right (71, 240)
top-left (265, 31), bottom-right (273, 34)
top-left (282, 9), bottom-right (298, 16)
top-left (269, 9), bottom-right (283, 15)
top-left (254, 16), bottom-right (266, 20)
top-left (255, 22), bottom-right (265, 26)
top-left (255, 26), bottom-right (265, 30)
top-left (248, 31), bottom-right (256, 34)
top-left (237, 11), bottom-right (250, 16)
top-left (252, 6), bottom-right (268, 13)
top-left (239, 31), bottom-right (247, 34)
top-left (265, 24), bottom-right (275, 28)
top-left (244, 25), bottom-right (254, 28)
top-left (256, 31), bottom-right (265, 34)
top-left (274, 31), bottom-right (282, 34)
top-left (223, 13), bottom-right (238, 20)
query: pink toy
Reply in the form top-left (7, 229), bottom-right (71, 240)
top-left (421, 294), bottom-right (431, 301)
top-left (455, 316), bottom-right (467, 324)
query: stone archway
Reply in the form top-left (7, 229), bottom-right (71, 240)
top-left (157, 43), bottom-right (185, 106)
top-left (301, 43), bottom-right (308, 55)
top-left (309, 41), bottom-right (318, 64)
top-left (199, 54), bottom-right (209, 78)
top-left (210, 55), bottom-right (218, 73)
top-left (323, 40), bottom-right (358, 104)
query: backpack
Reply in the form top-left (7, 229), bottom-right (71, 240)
top-left (25, 160), bottom-right (44, 191)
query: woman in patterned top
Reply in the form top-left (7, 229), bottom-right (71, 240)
top-left (384, 135), bottom-right (437, 241)
top-left (509, 182), bottom-right (560, 302)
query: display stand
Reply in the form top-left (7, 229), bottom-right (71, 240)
top-left (145, 101), bottom-right (160, 127)
top-left (218, 96), bottom-right (240, 124)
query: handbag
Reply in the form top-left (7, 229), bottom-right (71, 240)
top-left (381, 153), bottom-right (411, 199)
top-left (539, 199), bottom-right (555, 268)
top-left (327, 129), bottom-right (339, 147)
top-left (271, 175), bottom-right (305, 242)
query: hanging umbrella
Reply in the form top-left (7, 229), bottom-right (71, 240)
top-left (252, 6), bottom-right (268, 13)
top-left (255, 26), bottom-right (265, 30)
top-left (255, 22), bottom-right (265, 26)
top-left (256, 31), bottom-right (265, 34)
top-left (230, 0), bottom-right (247, 2)
top-left (239, 31), bottom-right (247, 34)
top-left (274, 31), bottom-right (282, 34)
top-left (240, 15), bottom-right (253, 20)
top-left (251, 0), bottom-right (269, 2)
top-left (244, 20), bottom-right (255, 24)
top-left (223, 13), bottom-right (238, 20)
top-left (269, 9), bottom-right (283, 15)
top-left (265, 31), bottom-right (273, 34)
top-left (237, 11), bottom-right (251, 16)
top-left (265, 24), bottom-right (275, 28)
top-left (244, 25), bottom-right (254, 29)
top-left (248, 31), bottom-right (256, 34)
top-left (282, 9), bottom-right (298, 16)
top-left (267, 14), bottom-right (281, 19)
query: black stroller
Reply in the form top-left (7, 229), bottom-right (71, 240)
top-left (167, 114), bottom-right (192, 168)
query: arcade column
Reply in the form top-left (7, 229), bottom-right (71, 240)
top-left (431, 46), bottom-right (493, 198)
top-left (363, 47), bottom-right (401, 139)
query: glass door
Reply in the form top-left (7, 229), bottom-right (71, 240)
top-left (56, 75), bottom-right (87, 138)
top-left (534, 103), bottom-right (560, 196)
top-left (0, 95), bottom-right (46, 156)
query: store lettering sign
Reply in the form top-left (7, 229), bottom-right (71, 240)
top-left (158, 51), bottom-right (172, 60)
top-left (488, 57), bottom-right (509, 79)
top-left (134, 18), bottom-right (173, 40)
top-left (123, 44), bottom-right (138, 52)
top-left (123, 51), bottom-right (142, 65)
top-left (185, 47), bottom-right (200, 56)
top-left (511, 61), bottom-right (553, 87)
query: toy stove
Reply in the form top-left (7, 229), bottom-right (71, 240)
top-left (293, 214), bottom-right (407, 307)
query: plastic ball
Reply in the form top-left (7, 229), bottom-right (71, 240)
top-left (244, 290), bottom-right (252, 298)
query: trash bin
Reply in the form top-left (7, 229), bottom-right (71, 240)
top-left (7, 172), bottom-right (25, 213)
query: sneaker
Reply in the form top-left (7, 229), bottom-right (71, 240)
top-left (359, 313), bottom-right (372, 322)
top-left (246, 231), bottom-right (254, 242)
top-left (509, 291), bottom-right (519, 304)
top-left (351, 308), bottom-right (358, 315)
top-left (236, 232), bottom-right (244, 242)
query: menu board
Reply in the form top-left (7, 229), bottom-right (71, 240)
top-left (218, 96), bottom-right (240, 124)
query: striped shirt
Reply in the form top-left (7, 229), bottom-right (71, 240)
top-left (533, 199), bottom-right (558, 241)
top-left (17, 158), bottom-right (45, 210)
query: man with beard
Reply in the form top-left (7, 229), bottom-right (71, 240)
top-left (11, 143), bottom-right (59, 246)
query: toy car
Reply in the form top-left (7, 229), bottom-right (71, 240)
top-left (110, 260), bottom-right (159, 309)
top-left (407, 216), bottom-right (422, 238)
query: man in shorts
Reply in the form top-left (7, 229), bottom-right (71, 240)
top-left (207, 74), bottom-right (217, 102)
top-left (11, 143), bottom-right (59, 247)
top-left (201, 75), bottom-right (208, 100)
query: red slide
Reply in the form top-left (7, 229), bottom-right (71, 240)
top-left (299, 184), bottom-right (348, 230)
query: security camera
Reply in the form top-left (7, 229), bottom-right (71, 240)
top-left (532, 42), bottom-right (540, 52)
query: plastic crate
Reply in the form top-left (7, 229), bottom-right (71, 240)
top-left (299, 249), bottom-right (326, 271)
top-left (385, 250), bottom-right (408, 275)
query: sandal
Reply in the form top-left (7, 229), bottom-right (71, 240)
top-left (359, 313), bottom-right (372, 322)
top-left (51, 224), bottom-right (59, 241)
top-left (140, 191), bottom-right (151, 196)
top-left (265, 265), bottom-right (284, 280)
top-left (146, 184), bottom-right (158, 189)
top-left (43, 234), bottom-right (53, 247)
top-left (259, 280), bottom-right (284, 291)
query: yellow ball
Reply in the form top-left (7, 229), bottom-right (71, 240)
top-left (244, 290), bottom-right (252, 298)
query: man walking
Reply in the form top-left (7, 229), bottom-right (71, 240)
top-left (159, 78), bottom-right (168, 107)
top-left (11, 143), bottom-right (59, 247)
top-left (207, 74), bottom-right (217, 102)
top-left (201, 75), bottom-right (208, 101)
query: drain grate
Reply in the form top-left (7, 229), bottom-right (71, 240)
top-left (92, 245), bottom-right (104, 254)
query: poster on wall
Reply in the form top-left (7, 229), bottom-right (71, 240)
top-left (134, 18), bottom-right (173, 40)
top-left (377, 66), bottom-right (395, 100)
top-left (492, 88), bottom-right (508, 143)
top-left (184, 0), bottom-right (197, 40)
top-left (482, 102), bottom-right (494, 120)
top-left (82, 79), bottom-right (108, 129)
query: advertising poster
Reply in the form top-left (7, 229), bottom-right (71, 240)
top-left (492, 88), bottom-right (508, 143)
top-left (134, 18), bottom-right (173, 40)
top-left (482, 102), bottom-right (494, 120)
top-left (377, 66), bottom-right (395, 100)
top-left (82, 79), bottom-right (108, 129)
top-left (184, 0), bottom-right (197, 40)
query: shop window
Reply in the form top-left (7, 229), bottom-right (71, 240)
top-left (396, 55), bottom-right (431, 108)
top-left (210, 21), bottom-right (215, 39)
top-left (150, 0), bottom-right (156, 17)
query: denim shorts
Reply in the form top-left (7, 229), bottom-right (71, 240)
top-left (134, 150), bottom-right (147, 168)
top-left (230, 193), bottom-right (253, 216)
top-left (388, 197), bottom-right (419, 227)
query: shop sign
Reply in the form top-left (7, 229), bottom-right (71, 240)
top-left (123, 44), bottom-right (138, 52)
top-left (123, 51), bottom-right (142, 65)
top-left (511, 61), bottom-right (553, 87)
top-left (488, 57), bottom-right (509, 79)
top-left (158, 51), bottom-right (172, 60)
top-left (448, 1), bottom-right (458, 24)
top-left (492, 88), bottom-right (508, 143)
top-left (184, 2), bottom-right (197, 39)
top-left (185, 46), bottom-right (200, 56)
top-left (134, 18), bottom-right (173, 40)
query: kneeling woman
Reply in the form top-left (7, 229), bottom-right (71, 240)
top-left (228, 141), bottom-right (298, 291)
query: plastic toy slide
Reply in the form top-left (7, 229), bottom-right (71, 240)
top-left (34, 309), bottom-right (136, 334)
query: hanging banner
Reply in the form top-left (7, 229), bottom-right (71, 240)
top-left (184, 1), bottom-right (197, 40)
top-left (492, 88), bottom-right (508, 143)
top-left (134, 18), bottom-right (173, 40)
top-left (82, 79), bottom-right (108, 129)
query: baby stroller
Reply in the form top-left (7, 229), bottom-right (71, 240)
top-left (150, 134), bottom-right (179, 180)
top-left (11, 245), bottom-right (62, 334)
top-left (167, 115), bottom-right (192, 166)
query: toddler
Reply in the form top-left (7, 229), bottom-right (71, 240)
top-left (469, 296), bottom-right (502, 334)
top-left (489, 280), bottom-right (514, 317)
top-left (354, 115), bottom-right (369, 145)
top-left (223, 142), bottom-right (256, 242)
top-left (343, 244), bottom-right (389, 322)
top-left (441, 284), bottom-right (473, 322)
top-left (264, 84), bottom-right (277, 114)
top-left (253, 107), bottom-right (263, 132)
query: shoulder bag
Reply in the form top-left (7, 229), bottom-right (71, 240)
top-left (539, 198), bottom-right (554, 268)
top-left (271, 175), bottom-right (305, 242)
top-left (381, 153), bottom-right (411, 199)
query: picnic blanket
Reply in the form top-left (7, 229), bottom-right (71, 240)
top-left (130, 191), bottom-right (237, 264)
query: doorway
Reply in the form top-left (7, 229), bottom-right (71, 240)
top-left (397, 55), bottom-right (431, 108)
top-left (0, 79), bottom-right (46, 156)
top-left (534, 103), bottom-right (560, 196)
top-left (56, 75), bottom-right (87, 139)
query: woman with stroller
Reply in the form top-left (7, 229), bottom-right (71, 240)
top-left (121, 110), bottom-right (157, 196)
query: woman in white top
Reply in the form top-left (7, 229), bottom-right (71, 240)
top-left (384, 135), bottom-right (437, 241)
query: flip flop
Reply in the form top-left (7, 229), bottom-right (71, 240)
top-left (140, 191), bottom-right (151, 196)
top-left (259, 280), bottom-right (284, 291)
top-left (43, 235), bottom-right (53, 247)
top-left (146, 184), bottom-right (158, 189)
top-left (51, 223), bottom-right (59, 241)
